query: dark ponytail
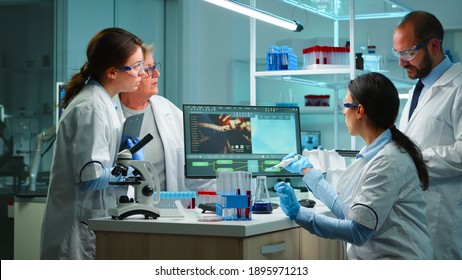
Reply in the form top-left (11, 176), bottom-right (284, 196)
top-left (388, 126), bottom-right (428, 190)
top-left (62, 63), bottom-right (91, 108)
top-left (348, 72), bottom-right (428, 190)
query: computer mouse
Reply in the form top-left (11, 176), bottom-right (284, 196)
top-left (299, 199), bottom-right (316, 208)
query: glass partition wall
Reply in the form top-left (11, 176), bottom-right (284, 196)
top-left (0, 0), bottom-right (54, 193)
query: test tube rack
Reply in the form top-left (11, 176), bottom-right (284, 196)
top-left (216, 192), bottom-right (252, 220)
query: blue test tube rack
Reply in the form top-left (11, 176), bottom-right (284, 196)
top-left (156, 191), bottom-right (196, 209)
top-left (216, 192), bottom-right (252, 220)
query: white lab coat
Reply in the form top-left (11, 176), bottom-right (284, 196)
top-left (399, 63), bottom-right (462, 259)
top-left (336, 143), bottom-right (432, 259)
top-left (40, 83), bottom-right (124, 260)
top-left (113, 94), bottom-right (214, 191)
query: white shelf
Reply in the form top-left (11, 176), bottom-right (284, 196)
top-left (254, 68), bottom-right (351, 77)
top-left (255, 69), bottom-right (352, 89)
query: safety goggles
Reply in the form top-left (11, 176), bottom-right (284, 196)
top-left (118, 61), bottom-right (145, 76)
top-left (392, 38), bottom-right (434, 61)
top-left (343, 98), bottom-right (359, 109)
top-left (144, 62), bottom-right (161, 77)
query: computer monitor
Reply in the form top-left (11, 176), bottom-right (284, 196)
top-left (183, 104), bottom-right (302, 178)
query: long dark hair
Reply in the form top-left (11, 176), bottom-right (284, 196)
top-left (348, 72), bottom-right (429, 190)
top-left (61, 27), bottom-right (143, 108)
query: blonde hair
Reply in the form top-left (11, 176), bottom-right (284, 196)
top-left (142, 43), bottom-right (154, 58)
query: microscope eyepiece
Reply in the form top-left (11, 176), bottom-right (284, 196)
top-left (129, 133), bottom-right (153, 154)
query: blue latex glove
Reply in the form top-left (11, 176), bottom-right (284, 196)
top-left (283, 153), bottom-right (313, 175)
top-left (127, 137), bottom-right (144, 160)
top-left (303, 169), bottom-right (345, 219)
top-left (275, 181), bottom-right (300, 219)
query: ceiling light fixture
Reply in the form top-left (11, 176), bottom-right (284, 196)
top-left (204, 0), bottom-right (304, 32)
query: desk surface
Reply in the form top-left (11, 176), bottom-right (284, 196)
top-left (88, 209), bottom-right (296, 237)
top-left (88, 199), bottom-right (332, 238)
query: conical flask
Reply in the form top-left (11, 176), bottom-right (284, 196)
top-left (252, 176), bottom-right (273, 214)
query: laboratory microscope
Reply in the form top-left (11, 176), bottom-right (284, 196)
top-left (108, 133), bottom-right (161, 220)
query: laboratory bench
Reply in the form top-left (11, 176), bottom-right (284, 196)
top-left (88, 202), bottom-right (344, 260)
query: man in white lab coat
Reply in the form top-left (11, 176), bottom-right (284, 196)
top-left (394, 11), bottom-right (462, 259)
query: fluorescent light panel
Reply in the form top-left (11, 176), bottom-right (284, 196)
top-left (204, 0), bottom-right (303, 32)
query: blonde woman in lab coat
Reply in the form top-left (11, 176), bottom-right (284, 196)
top-left (394, 10), bottom-right (462, 259)
top-left (114, 44), bottom-right (214, 192)
top-left (276, 72), bottom-right (432, 259)
top-left (40, 28), bottom-right (145, 260)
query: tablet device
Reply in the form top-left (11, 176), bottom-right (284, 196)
top-left (120, 113), bottom-right (144, 151)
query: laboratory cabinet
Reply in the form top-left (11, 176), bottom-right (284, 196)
top-left (89, 207), bottom-right (344, 260)
top-left (94, 227), bottom-right (300, 260)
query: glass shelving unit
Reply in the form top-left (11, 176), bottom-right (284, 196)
top-left (249, 0), bottom-right (413, 148)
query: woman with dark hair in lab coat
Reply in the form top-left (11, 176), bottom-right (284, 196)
top-left (276, 72), bottom-right (432, 259)
top-left (40, 27), bottom-right (145, 260)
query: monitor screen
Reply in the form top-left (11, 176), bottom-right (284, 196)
top-left (183, 104), bottom-right (302, 178)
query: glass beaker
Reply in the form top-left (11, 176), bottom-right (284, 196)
top-left (252, 176), bottom-right (273, 214)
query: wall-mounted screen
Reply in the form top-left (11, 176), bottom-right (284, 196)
top-left (183, 104), bottom-right (302, 178)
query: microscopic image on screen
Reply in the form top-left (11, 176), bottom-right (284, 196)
top-left (191, 113), bottom-right (252, 153)
top-left (183, 104), bottom-right (302, 178)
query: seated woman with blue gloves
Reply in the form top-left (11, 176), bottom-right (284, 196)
top-left (276, 72), bottom-right (433, 259)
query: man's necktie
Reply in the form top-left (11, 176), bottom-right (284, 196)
top-left (408, 79), bottom-right (424, 120)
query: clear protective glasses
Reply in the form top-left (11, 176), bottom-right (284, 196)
top-left (144, 62), bottom-right (161, 77)
top-left (343, 98), bottom-right (359, 109)
top-left (392, 38), bottom-right (433, 61)
top-left (118, 61), bottom-right (145, 76)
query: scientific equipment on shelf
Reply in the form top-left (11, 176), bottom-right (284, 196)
top-left (252, 176), bottom-right (273, 214)
top-left (266, 45), bottom-right (298, 71)
top-left (355, 53), bottom-right (364, 70)
top-left (304, 94), bottom-right (330, 107)
top-left (108, 133), bottom-right (161, 220)
top-left (303, 45), bottom-right (350, 69)
top-left (367, 45), bottom-right (376, 54)
top-left (363, 55), bottom-right (382, 71)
